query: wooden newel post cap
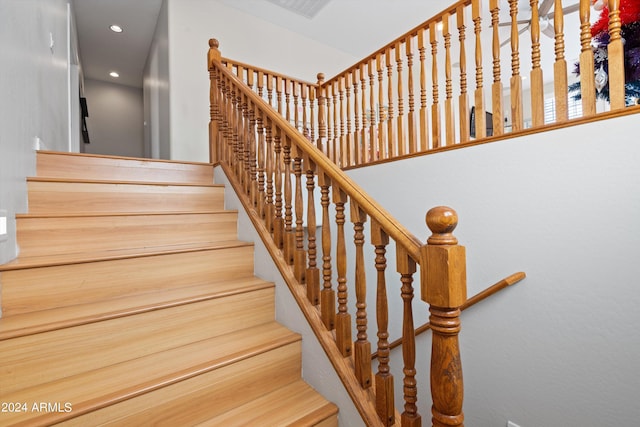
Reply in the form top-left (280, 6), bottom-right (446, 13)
top-left (426, 206), bottom-right (458, 245)
top-left (317, 73), bottom-right (325, 84)
top-left (421, 206), bottom-right (467, 307)
top-left (208, 38), bottom-right (221, 68)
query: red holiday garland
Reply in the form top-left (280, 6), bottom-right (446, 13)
top-left (590, 0), bottom-right (640, 37)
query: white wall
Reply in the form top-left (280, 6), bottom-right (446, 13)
top-left (164, 0), bottom-right (359, 162)
top-left (213, 166), bottom-right (364, 427)
top-left (83, 79), bottom-right (144, 158)
top-left (0, 0), bottom-right (72, 265)
top-left (346, 114), bottom-right (640, 427)
top-left (143, 0), bottom-right (170, 160)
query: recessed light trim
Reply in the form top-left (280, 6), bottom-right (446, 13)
top-left (110, 24), bottom-right (123, 33)
top-left (109, 71), bottom-right (120, 78)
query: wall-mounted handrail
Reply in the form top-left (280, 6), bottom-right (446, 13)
top-left (372, 271), bottom-right (526, 359)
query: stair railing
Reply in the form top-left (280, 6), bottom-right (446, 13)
top-left (219, 0), bottom-right (639, 170)
top-left (209, 38), bottom-right (470, 426)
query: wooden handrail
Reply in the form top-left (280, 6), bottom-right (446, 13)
top-left (209, 36), bottom-right (523, 427)
top-left (219, 0), bottom-right (637, 170)
top-left (372, 271), bottom-right (526, 359)
top-left (214, 47), bottom-right (423, 262)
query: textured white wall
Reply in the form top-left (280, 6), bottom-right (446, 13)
top-left (0, 0), bottom-right (71, 265)
top-left (83, 79), bottom-right (144, 158)
top-left (165, 0), bottom-right (358, 162)
top-left (346, 114), bottom-right (640, 427)
top-left (143, 0), bottom-right (170, 160)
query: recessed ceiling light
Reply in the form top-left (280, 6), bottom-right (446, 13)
top-left (110, 24), bottom-right (123, 33)
top-left (109, 71), bottom-right (120, 78)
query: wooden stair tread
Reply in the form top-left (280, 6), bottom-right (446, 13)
top-left (198, 380), bottom-right (339, 427)
top-left (0, 277), bottom-right (273, 341)
top-left (37, 150), bottom-right (213, 167)
top-left (0, 322), bottom-right (300, 426)
top-left (15, 209), bottom-right (235, 219)
top-left (27, 176), bottom-right (223, 188)
top-left (0, 240), bottom-right (252, 271)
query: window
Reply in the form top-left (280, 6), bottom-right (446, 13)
top-left (544, 96), bottom-right (583, 123)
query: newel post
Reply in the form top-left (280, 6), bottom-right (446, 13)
top-left (421, 206), bottom-right (466, 427)
top-left (208, 38), bottom-right (222, 164)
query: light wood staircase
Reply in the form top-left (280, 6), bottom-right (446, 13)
top-left (0, 151), bottom-right (338, 426)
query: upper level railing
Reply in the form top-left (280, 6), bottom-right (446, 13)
top-left (209, 36), bottom-right (527, 425)
top-left (221, 0), bottom-right (639, 169)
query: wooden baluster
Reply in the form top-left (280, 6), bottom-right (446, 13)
top-left (273, 126), bottom-right (284, 249)
top-left (293, 147), bottom-right (306, 283)
top-left (351, 202), bottom-right (371, 389)
top-left (256, 110), bottom-right (266, 218)
top-left (407, 36), bottom-right (417, 153)
top-left (530, 0), bottom-right (545, 127)
top-left (398, 246), bottom-right (420, 427)
top-left (352, 68), bottom-right (361, 165)
top-left (360, 63), bottom-right (368, 164)
top-left (377, 54), bottom-right (388, 159)
top-left (553, 0), bottom-right (568, 122)
top-left (369, 58), bottom-right (377, 161)
top-left (208, 39), bottom-right (221, 163)
top-left (317, 73), bottom-right (326, 154)
top-left (264, 118), bottom-right (274, 232)
top-left (457, 6), bottom-right (470, 143)
top-left (396, 42), bottom-right (405, 156)
top-left (276, 76), bottom-right (284, 118)
top-left (473, 0), bottom-right (486, 138)
top-left (219, 74), bottom-right (229, 162)
top-left (339, 77), bottom-right (346, 167)
top-left (421, 207), bottom-right (466, 427)
top-left (257, 70), bottom-right (264, 99)
top-left (242, 93), bottom-right (251, 193)
top-left (305, 156), bottom-right (320, 305)
top-left (248, 99), bottom-right (258, 205)
top-left (326, 84), bottom-right (334, 161)
top-left (232, 84), bottom-right (241, 177)
top-left (333, 81), bottom-right (339, 164)
top-left (607, 0), bottom-right (625, 110)
top-left (266, 74), bottom-right (274, 109)
top-left (307, 84), bottom-right (315, 143)
top-left (226, 76), bottom-right (235, 164)
top-left (386, 49), bottom-right (396, 157)
top-left (510, 0), bottom-right (524, 131)
top-left (294, 81), bottom-right (300, 132)
top-left (283, 136), bottom-right (294, 263)
top-left (431, 22), bottom-right (442, 148)
top-left (490, 1), bottom-right (505, 136)
top-left (443, 13), bottom-right (457, 144)
top-left (319, 173), bottom-right (335, 330)
top-left (418, 28), bottom-right (429, 151)
top-left (371, 220), bottom-right (394, 426)
top-left (579, 0), bottom-right (596, 116)
top-left (235, 64), bottom-right (243, 83)
top-left (285, 79), bottom-right (292, 125)
top-left (334, 187), bottom-right (352, 357)
top-left (346, 73), bottom-right (353, 167)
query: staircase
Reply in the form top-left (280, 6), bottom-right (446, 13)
top-left (0, 151), bottom-right (338, 426)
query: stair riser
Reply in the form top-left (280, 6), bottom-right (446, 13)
top-left (27, 181), bottom-right (225, 214)
top-left (58, 342), bottom-right (302, 426)
top-left (37, 152), bottom-right (214, 184)
top-left (1, 288), bottom-right (275, 396)
top-left (1, 245), bottom-right (255, 316)
top-left (16, 212), bottom-right (238, 257)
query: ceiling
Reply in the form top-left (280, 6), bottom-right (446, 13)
top-left (72, 0), bottom-right (455, 89)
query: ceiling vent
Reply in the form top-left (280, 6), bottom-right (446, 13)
top-left (265, 0), bottom-right (331, 19)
